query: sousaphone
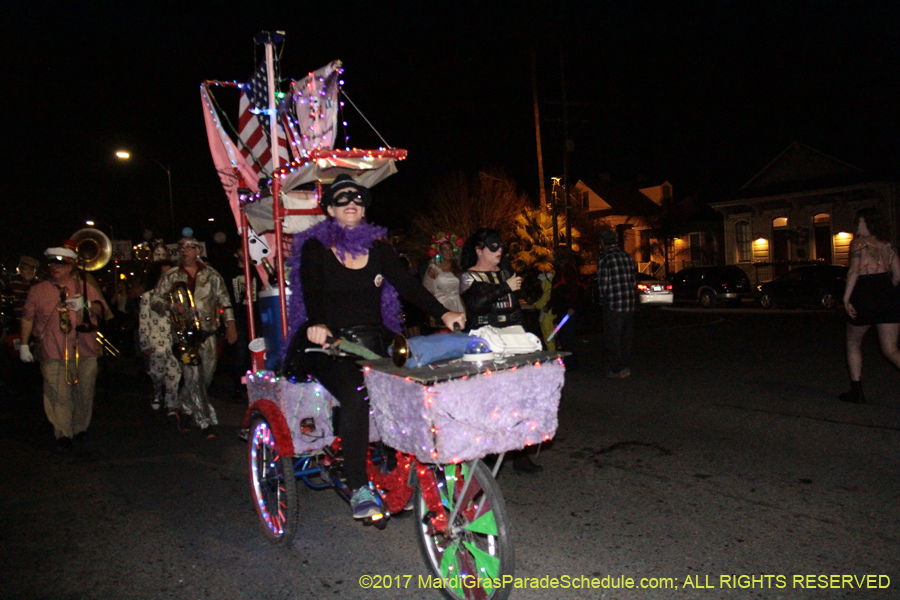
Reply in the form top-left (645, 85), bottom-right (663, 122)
top-left (70, 228), bottom-right (112, 271)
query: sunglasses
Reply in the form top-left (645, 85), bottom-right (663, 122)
top-left (332, 190), bottom-right (366, 207)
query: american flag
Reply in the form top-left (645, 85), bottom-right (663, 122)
top-left (238, 60), bottom-right (291, 177)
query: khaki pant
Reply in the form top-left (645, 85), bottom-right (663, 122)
top-left (41, 356), bottom-right (98, 440)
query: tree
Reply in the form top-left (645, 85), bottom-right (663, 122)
top-left (405, 168), bottom-right (529, 264)
top-left (646, 193), bottom-right (721, 275)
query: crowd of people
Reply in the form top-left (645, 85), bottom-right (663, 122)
top-left (1, 232), bottom-right (242, 452)
top-left (3, 175), bottom-right (895, 519)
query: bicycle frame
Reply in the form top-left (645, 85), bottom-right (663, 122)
top-left (290, 441), bottom-right (458, 534)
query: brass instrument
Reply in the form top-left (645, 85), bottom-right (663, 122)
top-left (96, 332), bottom-right (120, 357)
top-left (391, 334), bottom-right (410, 368)
top-left (71, 228), bottom-right (112, 272)
top-left (58, 286), bottom-right (79, 385)
top-left (71, 228), bottom-right (111, 334)
top-left (65, 228), bottom-right (120, 369)
top-left (168, 281), bottom-right (203, 365)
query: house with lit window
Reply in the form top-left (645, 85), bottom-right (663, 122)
top-left (574, 176), bottom-right (718, 276)
top-left (710, 142), bottom-right (900, 284)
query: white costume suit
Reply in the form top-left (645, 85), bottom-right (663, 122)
top-left (138, 290), bottom-right (181, 410)
top-left (151, 263), bottom-right (234, 429)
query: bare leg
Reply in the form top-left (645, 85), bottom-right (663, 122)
top-left (845, 323), bottom-right (870, 381)
top-left (875, 322), bottom-right (900, 371)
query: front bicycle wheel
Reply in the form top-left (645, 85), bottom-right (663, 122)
top-left (415, 460), bottom-right (514, 600)
top-left (248, 415), bottom-right (298, 546)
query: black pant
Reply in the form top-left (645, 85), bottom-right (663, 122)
top-left (302, 352), bottom-right (370, 489)
top-left (602, 306), bottom-right (633, 373)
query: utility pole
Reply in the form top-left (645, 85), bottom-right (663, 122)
top-left (545, 51), bottom-right (588, 249)
top-left (561, 52), bottom-right (572, 249)
top-left (531, 49), bottom-right (547, 210)
top-left (551, 178), bottom-right (561, 246)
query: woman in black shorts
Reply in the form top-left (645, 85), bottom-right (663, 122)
top-left (840, 206), bottom-right (900, 403)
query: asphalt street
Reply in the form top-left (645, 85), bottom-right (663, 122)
top-left (1, 307), bottom-right (898, 600)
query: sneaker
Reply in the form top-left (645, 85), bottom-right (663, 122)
top-left (151, 398), bottom-right (161, 411)
top-left (350, 487), bottom-right (383, 520)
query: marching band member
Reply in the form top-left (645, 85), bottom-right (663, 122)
top-left (138, 260), bottom-right (180, 412)
top-left (152, 231), bottom-right (237, 434)
top-left (19, 244), bottom-right (108, 452)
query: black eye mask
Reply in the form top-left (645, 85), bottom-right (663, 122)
top-left (482, 234), bottom-right (504, 253)
top-left (332, 190), bottom-right (368, 207)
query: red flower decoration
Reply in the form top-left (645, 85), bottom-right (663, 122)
top-left (428, 248), bottom-right (439, 258)
top-left (455, 237), bottom-right (464, 247)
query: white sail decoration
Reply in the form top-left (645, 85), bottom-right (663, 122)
top-left (290, 61), bottom-right (343, 154)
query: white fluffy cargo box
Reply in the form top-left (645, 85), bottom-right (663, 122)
top-left (363, 356), bottom-right (565, 464)
top-left (247, 374), bottom-right (336, 455)
top-left (247, 373), bottom-right (381, 455)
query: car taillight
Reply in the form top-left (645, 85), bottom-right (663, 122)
top-left (666, 284), bottom-right (672, 290)
top-left (637, 284), bottom-right (649, 291)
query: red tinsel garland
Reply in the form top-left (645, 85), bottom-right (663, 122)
top-left (367, 452), bottom-right (414, 515)
top-left (246, 399), bottom-right (295, 458)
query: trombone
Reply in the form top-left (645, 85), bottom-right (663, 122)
top-left (96, 331), bottom-right (120, 356)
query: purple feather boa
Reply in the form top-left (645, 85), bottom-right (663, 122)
top-left (283, 220), bottom-right (403, 360)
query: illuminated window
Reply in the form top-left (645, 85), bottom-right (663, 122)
top-left (773, 217), bottom-right (788, 228)
top-left (735, 221), bottom-right (751, 262)
top-left (813, 213), bottom-right (832, 262)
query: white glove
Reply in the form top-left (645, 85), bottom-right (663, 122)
top-left (66, 295), bottom-right (85, 312)
top-left (19, 345), bottom-right (34, 363)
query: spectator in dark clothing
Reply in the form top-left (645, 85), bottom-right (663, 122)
top-left (6, 256), bottom-right (41, 334)
top-left (550, 246), bottom-right (581, 371)
top-left (597, 229), bottom-right (637, 378)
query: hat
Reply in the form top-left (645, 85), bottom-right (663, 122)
top-left (44, 246), bottom-right (77, 264)
top-left (320, 174), bottom-right (372, 213)
top-left (18, 256), bottom-right (39, 269)
top-left (599, 230), bottom-right (618, 245)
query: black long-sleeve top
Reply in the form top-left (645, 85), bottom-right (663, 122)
top-left (300, 238), bottom-right (449, 330)
top-left (459, 269), bottom-right (523, 328)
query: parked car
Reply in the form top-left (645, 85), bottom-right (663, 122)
top-left (583, 272), bottom-right (673, 307)
top-left (636, 273), bottom-right (673, 305)
top-left (756, 264), bottom-right (847, 309)
top-left (669, 266), bottom-right (753, 308)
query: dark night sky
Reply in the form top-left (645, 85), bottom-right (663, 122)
top-left (2, 1), bottom-right (898, 261)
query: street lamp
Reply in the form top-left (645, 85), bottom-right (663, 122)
top-left (115, 150), bottom-right (175, 238)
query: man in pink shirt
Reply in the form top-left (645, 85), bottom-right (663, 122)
top-left (20, 244), bottom-right (108, 452)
